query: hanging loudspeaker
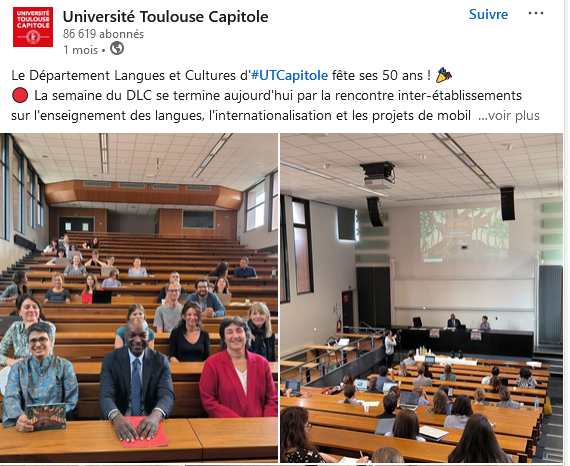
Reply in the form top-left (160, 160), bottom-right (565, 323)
top-left (366, 197), bottom-right (383, 227)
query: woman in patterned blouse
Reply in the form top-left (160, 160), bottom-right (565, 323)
top-left (516, 367), bottom-right (537, 389)
top-left (2, 321), bottom-right (78, 430)
top-left (280, 406), bottom-right (368, 463)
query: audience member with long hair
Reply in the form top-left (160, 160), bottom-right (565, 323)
top-left (426, 389), bottom-right (449, 414)
top-left (444, 394), bottom-right (473, 430)
top-left (372, 446), bottom-right (404, 463)
top-left (338, 384), bottom-right (364, 406)
top-left (385, 409), bottom-right (425, 441)
top-left (448, 414), bottom-right (512, 463)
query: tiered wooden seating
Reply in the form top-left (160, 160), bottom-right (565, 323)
top-left (0, 232), bottom-right (278, 462)
top-left (281, 386), bottom-right (538, 462)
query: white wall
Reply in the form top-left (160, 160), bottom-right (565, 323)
top-left (281, 198), bottom-right (357, 356)
top-left (0, 135), bottom-right (49, 268)
top-left (385, 198), bottom-right (559, 331)
top-left (237, 172), bottom-right (278, 251)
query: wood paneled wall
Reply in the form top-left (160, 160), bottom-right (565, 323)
top-left (158, 210), bottom-right (237, 240)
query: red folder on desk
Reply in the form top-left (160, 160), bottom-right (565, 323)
top-left (122, 416), bottom-right (169, 448)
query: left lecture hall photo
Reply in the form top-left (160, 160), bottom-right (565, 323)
top-left (0, 132), bottom-right (278, 462)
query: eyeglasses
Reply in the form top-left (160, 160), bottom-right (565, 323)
top-left (167, 289), bottom-right (180, 293)
top-left (196, 286), bottom-right (208, 290)
top-left (29, 337), bottom-right (49, 345)
top-left (304, 423), bottom-right (312, 431)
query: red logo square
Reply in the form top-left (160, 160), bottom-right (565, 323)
top-left (13, 7), bottom-right (53, 47)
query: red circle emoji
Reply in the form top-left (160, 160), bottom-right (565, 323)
top-left (13, 87), bottom-right (28, 103)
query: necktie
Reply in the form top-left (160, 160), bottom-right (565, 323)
top-left (131, 359), bottom-right (142, 416)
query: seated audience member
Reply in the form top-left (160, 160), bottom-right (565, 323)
top-left (376, 365), bottom-right (395, 388)
top-left (106, 255), bottom-right (116, 268)
top-left (0, 295), bottom-right (56, 394)
top-left (398, 361), bottom-right (409, 377)
top-left (233, 257), bottom-right (257, 279)
top-left (102, 268), bottom-right (121, 288)
top-left (496, 387), bottom-right (522, 409)
top-left (366, 377), bottom-right (381, 394)
top-left (343, 373), bottom-right (355, 386)
top-left (426, 390), bottom-right (449, 414)
top-left (412, 386), bottom-right (430, 406)
top-left (479, 315), bottom-right (491, 330)
top-left (156, 271), bottom-right (187, 303)
top-left (338, 384), bottom-right (364, 406)
top-left (385, 409), bottom-right (426, 442)
top-left (489, 375), bottom-right (503, 393)
top-left (154, 282), bottom-right (183, 333)
top-left (474, 388), bottom-right (486, 405)
top-left (44, 273), bottom-right (71, 304)
top-left (422, 362), bottom-right (433, 379)
top-left (517, 367), bottom-right (537, 389)
top-left (482, 365), bottom-right (500, 385)
top-left (200, 317), bottom-right (278, 418)
top-left (372, 446), bottom-right (404, 463)
top-left (84, 250), bottom-right (107, 268)
top-left (115, 304), bottom-right (155, 350)
top-left (46, 248), bottom-right (67, 265)
top-left (440, 364), bottom-right (456, 382)
top-left (209, 261), bottom-right (229, 278)
top-left (388, 385), bottom-right (401, 402)
top-left (247, 302), bottom-right (275, 362)
top-left (3, 321), bottom-right (78, 429)
top-left (1, 271), bottom-right (30, 302)
top-left (169, 302), bottom-right (210, 362)
top-left (376, 394), bottom-right (398, 419)
top-left (100, 318), bottom-right (174, 442)
top-left (444, 394), bottom-right (473, 430)
top-left (280, 406), bottom-right (364, 464)
top-left (127, 258), bottom-right (147, 277)
top-left (43, 237), bottom-right (59, 254)
top-left (82, 273), bottom-right (102, 303)
top-left (69, 243), bottom-right (83, 260)
top-left (186, 277), bottom-right (225, 318)
top-left (403, 350), bottom-right (416, 367)
top-left (438, 384), bottom-right (451, 394)
top-left (82, 237), bottom-right (100, 249)
top-left (64, 254), bottom-right (87, 277)
top-left (413, 364), bottom-right (432, 387)
top-left (213, 276), bottom-right (231, 298)
top-left (448, 414), bottom-right (512, 463)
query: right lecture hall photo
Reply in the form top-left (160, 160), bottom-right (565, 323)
top-left (279, 132), bottom-right (562, 463)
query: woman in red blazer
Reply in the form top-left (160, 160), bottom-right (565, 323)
top-left (200, 317), bottom-right (278, 418)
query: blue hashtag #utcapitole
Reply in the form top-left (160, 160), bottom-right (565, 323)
top-left (251, 71), bottom-right (259, 79)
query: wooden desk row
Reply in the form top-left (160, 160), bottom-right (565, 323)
top-left (0, 418), bottom-right (277, 463)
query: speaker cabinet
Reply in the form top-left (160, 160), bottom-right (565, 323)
top-left (366, 197), bottom-right (384, 227)
top-left (500, 186), bottom-right (515, 221)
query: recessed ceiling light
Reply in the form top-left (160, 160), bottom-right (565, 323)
top-left (323, 164), bottom-right (330, 169)
top-left (419, 154), bottom-right (427, 160)
top-left (146, 174), bottom-right (155, 178)
top-left (42, 155), bottom-right (49, 158)
top-left (256, 164), bottom-right (264, 169)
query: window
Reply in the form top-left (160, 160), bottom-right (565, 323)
top-left (12, 145), bottom-right (24, 234)
top-left (37, 179), bottom-right (44, 227)
top-left (27, 165), bottom-right (37, 229)
top-left (292, 198), bottom-right (314, 294)
top-left (269, 171), bottom-right (278, 232)
top-left (0, 135), bottom-right (8, 241)
top-left (245, 178), bottom-right (265, 231)
top-left (280, 195), bottom-right (290, 303)
top-left (182, 211), bottom-right (214, 228)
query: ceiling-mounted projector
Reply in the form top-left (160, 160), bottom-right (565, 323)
top-left (360, 162), bottom-right (395, 189)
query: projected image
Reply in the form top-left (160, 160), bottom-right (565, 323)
top-left (420, 207), bottom-right (509, 262)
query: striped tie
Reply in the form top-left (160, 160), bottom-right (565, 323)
top-left (131, 359), bottom-right (142, 416)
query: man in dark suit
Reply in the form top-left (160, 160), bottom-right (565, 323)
top-left (376, 394), bottom-right (397, 419)
top-left (447, 313), bottom-right (461, 328)
top-left (99, 319), bottom-right (175, 442)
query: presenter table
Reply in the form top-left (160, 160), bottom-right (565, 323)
top-left (396, 327), bottom-right (534, 358)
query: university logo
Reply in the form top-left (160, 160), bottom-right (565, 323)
top-left (13, 7), bottom-right (53, 47)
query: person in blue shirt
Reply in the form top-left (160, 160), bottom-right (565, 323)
top-left (233, 257), bottom-right (257, 279)
top-left (3, 321), bottom-right (78, 429)
top-left (186, 277), bottom-right (225, 317)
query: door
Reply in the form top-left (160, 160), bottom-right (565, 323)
top-left (59, 217), bottom-right (94, 237)
top-left (538, 265), bottom-right (563, 345)
top-left (342, 290), bottom-right (354, 329)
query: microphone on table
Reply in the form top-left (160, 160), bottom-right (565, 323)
top-left (469, 320), bottom-right (475, 329)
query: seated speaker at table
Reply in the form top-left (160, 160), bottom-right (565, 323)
top-left (199, 317), bottom-right (277, 418)
top-left (3, 321), bottom-right (78, 430)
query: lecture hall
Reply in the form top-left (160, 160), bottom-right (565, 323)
top-left (0, 132), bottom-right (279, 462)
top-left (279, 133), bottom-right (562, 463)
